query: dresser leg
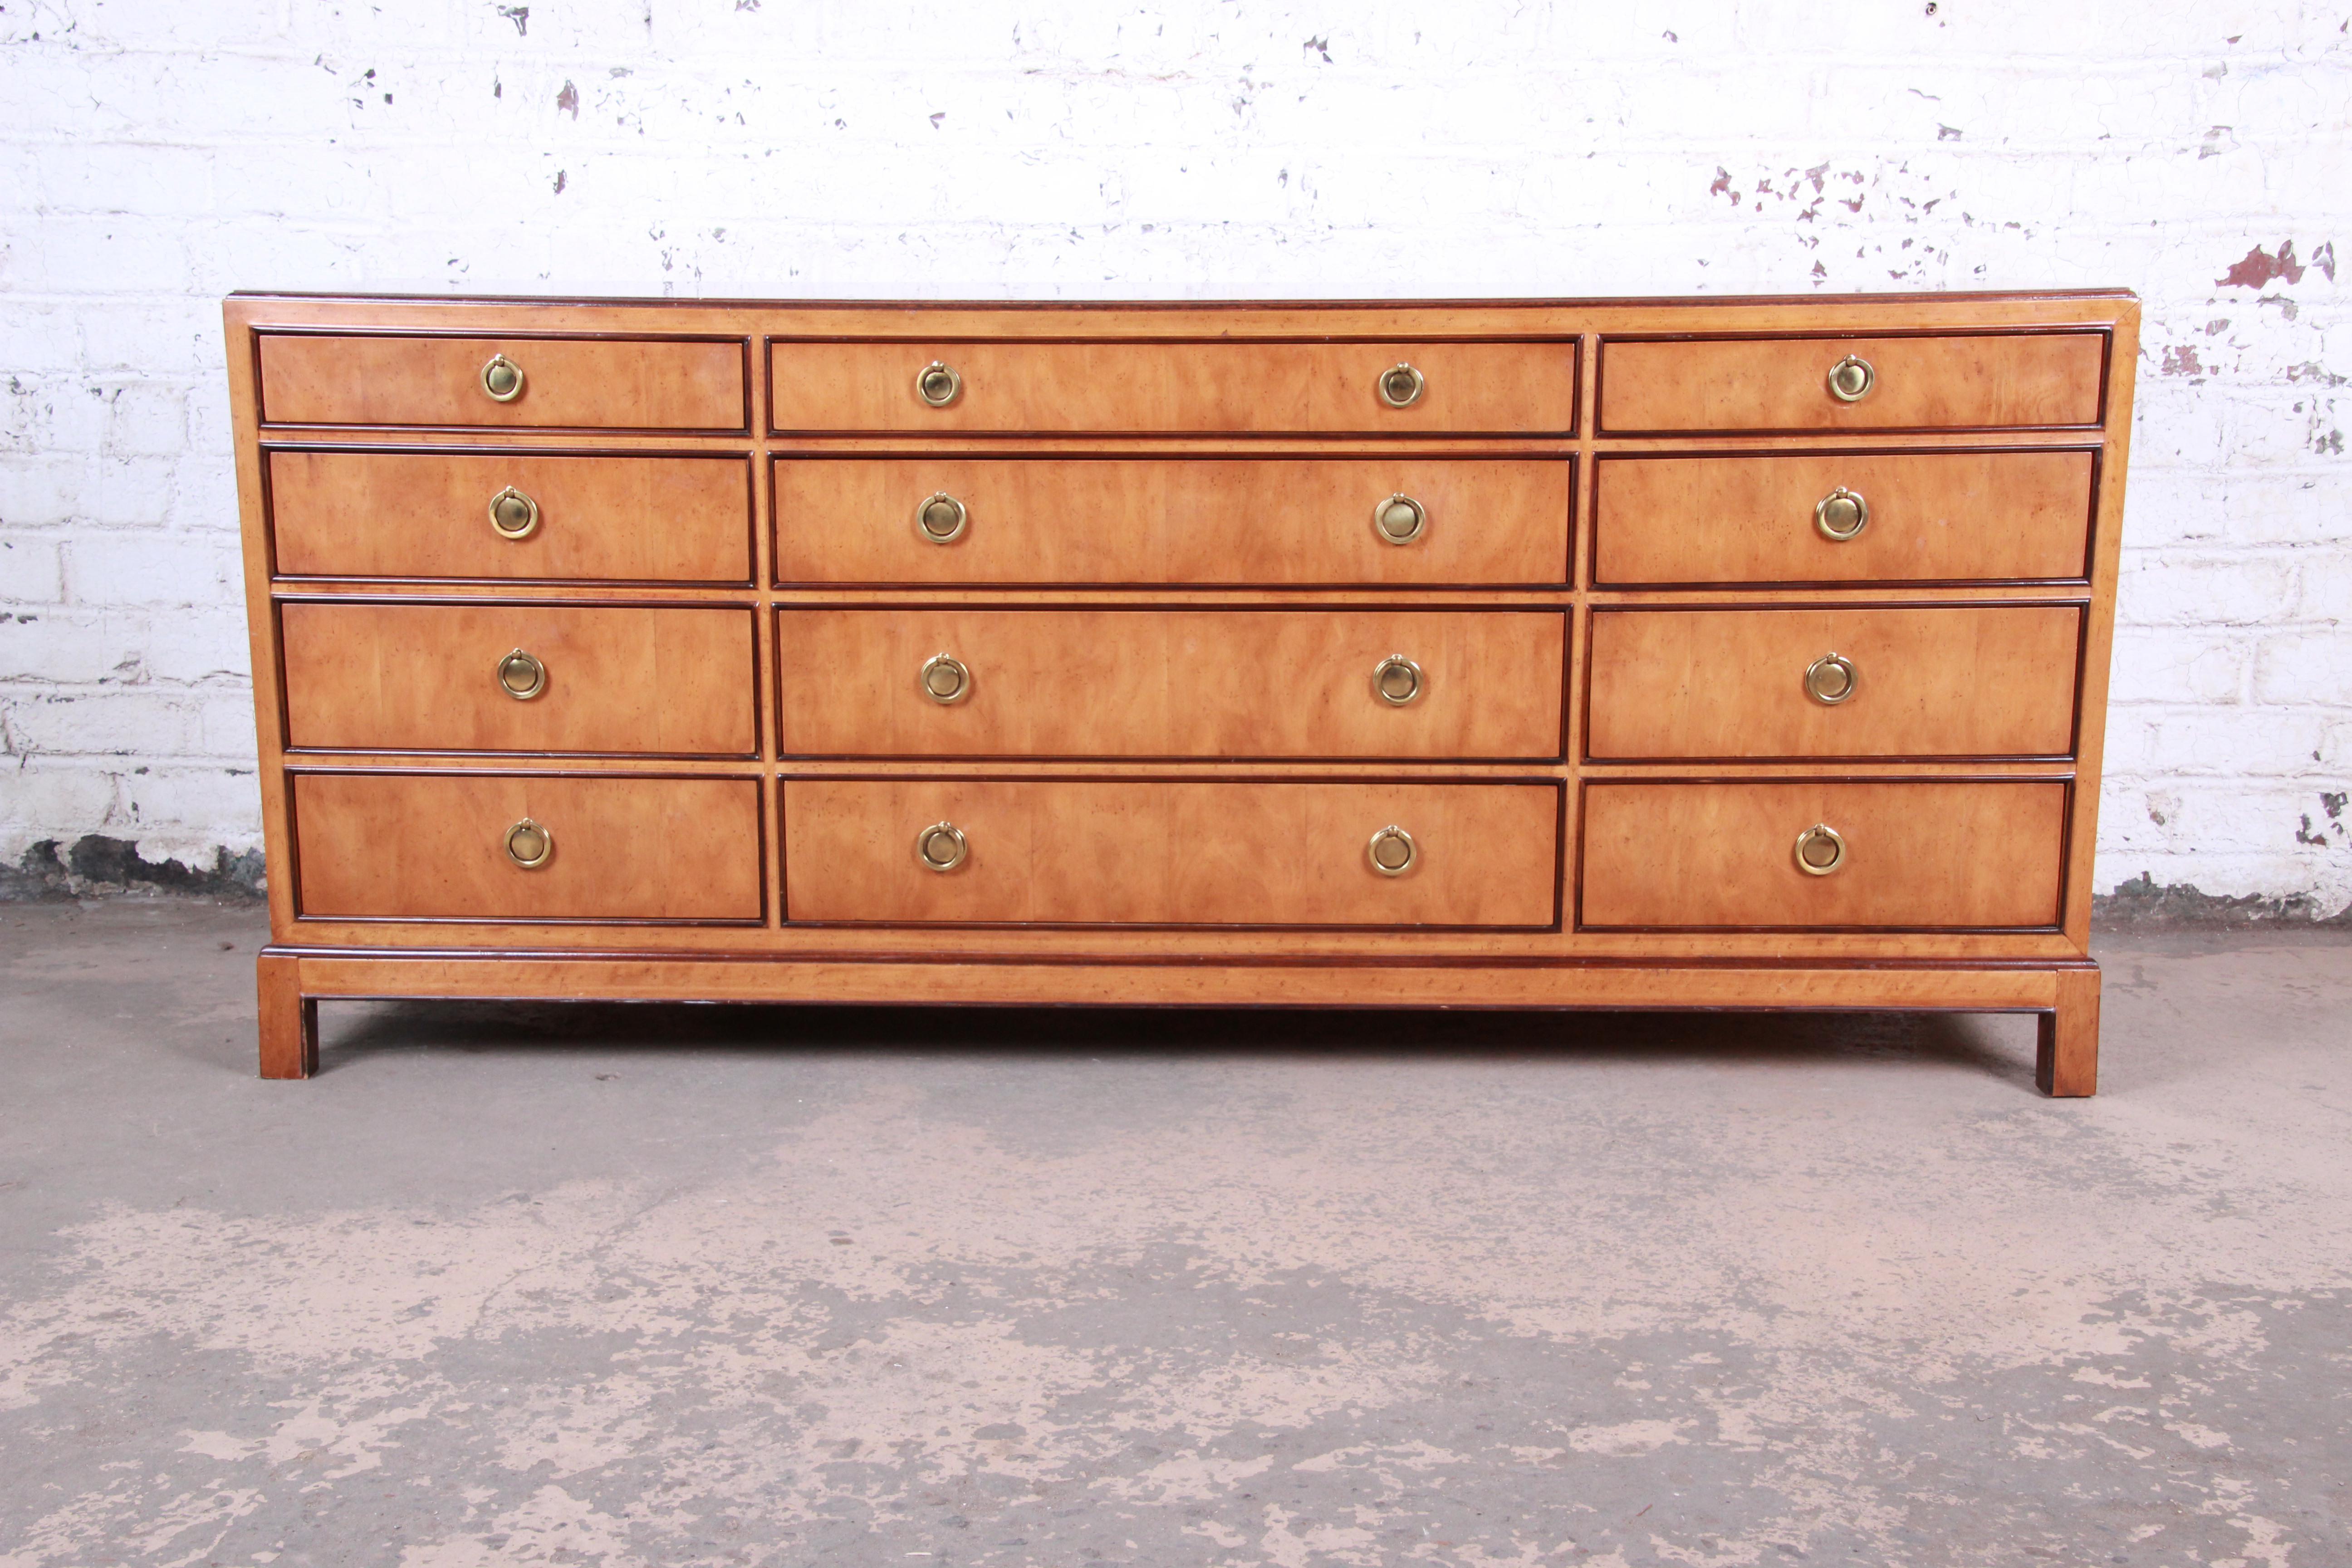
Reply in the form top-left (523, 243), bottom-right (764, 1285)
top-left (257, 953), bottom-right (318, 1080)
top-left (2035, 966), bottom-right (2100, 1098)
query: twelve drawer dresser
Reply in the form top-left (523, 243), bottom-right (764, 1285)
top-left (226, 290), bottom-right (2137, 1093)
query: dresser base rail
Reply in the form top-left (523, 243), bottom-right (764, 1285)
top-left (254, 948), bottom-right (2100, 1095)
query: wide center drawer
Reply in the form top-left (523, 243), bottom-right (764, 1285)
top-left (1586, 605), bottom-right (2081, 760)
top-left (1598, 333), bottom-right (2105, 433)
top-left (293, 772), bottom-right (764, 922)
top-left (783, 779), bottom-right (1561, 926)
top-left (280, 602), bottom-right (758, 756)
top-left (257, 334), bottom-right (749, 431)
top-left (772, 457), bottom-right (1572, 586)
top-left (767, 340), bottom-right (1577, 434)
top-left (270, 451), bottom-right (754, 583)
top-left (775, 608), bottom-right (1568, 760)
top-left (1580, 780), bottom-right (2068, 930)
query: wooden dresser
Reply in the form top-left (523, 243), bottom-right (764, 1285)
top-left (226, 291), bottom-right (2136, 1093)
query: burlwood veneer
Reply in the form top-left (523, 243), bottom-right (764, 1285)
top-left (782, 778), bottom-right (1561, 926)
top-left (1579, 779), bottom-right (2069, 930)
top-left (1599, 333), bottom-right (2105, 433)
top-left (279, 602), bottom-right (758, 756)
top-left (774, 608), bottom-right (1568, 760)
top-left (292, 772), bottom-right (764, 922)
top-left (269, 451), bottom-right (753, 583)
top-left (772, 456), bottom-right (1573, 586)
top-left (1585, 605), bottom-right (2082, 760)
top-left (1591, 450), bottom-right (2095, 587)
top-left (767, 341), bottom-right (1578, 434)
top-left (257, 334), bottom-right (747, 430)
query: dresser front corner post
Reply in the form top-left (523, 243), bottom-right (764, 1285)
top-left (2035, 964), bottom-right (2101, 1098)
top-left (257, 951), bottom-right (318, 1080)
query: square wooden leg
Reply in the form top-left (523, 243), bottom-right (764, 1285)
top-left (257, 951), bottom-right (318, 1080)
top-left (2035, 965), bottom-right (2100, 1098)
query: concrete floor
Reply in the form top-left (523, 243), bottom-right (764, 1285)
top-left (1, 903), bottom-right (2347, 1568)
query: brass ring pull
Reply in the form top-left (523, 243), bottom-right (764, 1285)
top-left (916, 361), bottom-right (962, 407)
top-left (1367, 825), bottom-right (1417, 877)
top-left (916, 821), bottom-right (968, 872)
top-left (916, 492), bottom-right (969, 543)
top-left (488, 486), bottom-right (540, 540)
top-left (505, 817), bottom-right (553, 868)
top-left (496, 649), bottom-right (547, 701)
top-left (480, 353), bottom-right (525, 403)
top-left (1373, 494), bottom-right (1427, 545)
top-left (1813, 486), bottom-right (1869, 542)
top-left (1377, 363), bottom-right (1426, 408)
top-left (1373, 654), bottom-right (1424, 707)
top-left (1826, 354), bottom-right (1875, 403)
top-left (1793, 823), bottom-right (1846, 877)
top-left (1804, 652), bottom-right (1857, 706)
top-left (920, 652), bottom-right (971, 705)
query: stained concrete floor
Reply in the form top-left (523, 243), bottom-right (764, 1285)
top-left (1, 902), bottom-right (2348, 1568)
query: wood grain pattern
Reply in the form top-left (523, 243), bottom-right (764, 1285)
top-left (258, 334), bottom-right (747, 429)
top-left (1591, 450), bottom-right (2095, 586)
top-left (775, 608), bottom-right (1568, 759)
top-left (2038, 965), bottom-right (2101, 1096)
top-left (256, 950), bottom-right (317, 1079)
top-left (270, 451), bottom-right (752, 582)
top-left (293, 772), bottom-right (764, 921)
top-left (772, 456), bottom-right (1572, 585)
top-left (1580, 779), bottom-right (2069, 930)
top-left (782, 778), bottom-right (1560, 926)
top-left (768, 341), bottom-right (1578, 434)
top-left (1598, 333), bottom-right (2105, 433)
top-left (280, 602), bottom-right (757, 755)
top-left (1586, 605), bottom-right (2081, 760)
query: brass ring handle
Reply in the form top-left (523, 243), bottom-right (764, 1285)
top-left (916, 821), bottom-right (968, 872)
top-left (505, 817), bottom-right (553, 869)
top-left (496, 648), bottom-right (547, 701)
top-left (916, 492), bottom-right (969, 543)
top-left (920, 652), bottom-right (971, 705)
top-left (1814, 486), bottom-right (1869, 542)
top-left (488, 486), bottom-right (541, 540)
top-left (1377, 363), bottom-right (1426, 408)
top-left (1372, 494), bottom-right (1427, 545)
top-left (1826, 354), bottom-right (1875, 403)
top-left (480, 353), bottom-right (525, 403)
top-left (1804, 652), bottom-right (1857, 706)
top-left (1373, 654), bottom-right (1424, 707)
top-left (1793, 823), bottom-right (1846, 877)
top-left (1367, 825), bottom-right (1417, 877)
top-left (916, 361), bottom-right (962, 407)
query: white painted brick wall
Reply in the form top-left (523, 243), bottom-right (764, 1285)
top-left (1, 0), bottom-right (2346, 910)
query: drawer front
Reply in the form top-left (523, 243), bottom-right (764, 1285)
top-left (1580, 780), bottom-right (2067, 930)
top-left (784, 779), bottom-right (1560, 926)
top-left (767, 341), bottom-right (1577, 434)
top-left (281, 603), bottom-right (758, 756)
top-left (270, 452), bottom-right (753, 583)
top-left (293, 773), bottom-right (764, 922)
top-left (257, 335), bottom-right (747, 430)
top-left (1598, 333), bottom-right (2105, 433)
top-left (1592, 451), bottom-right (2095, 587)
top-left (1587, 606), bottom-right (2080, 760)
top-left (773, 457), bottom-right (1571, 587)
top-left (776, 609), bottom-right (1568, 760)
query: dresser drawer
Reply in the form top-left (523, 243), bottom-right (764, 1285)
top-left (776, 608), bottom-right (1567, 760)
top-left (1598, 333), bottom-right (2105, 433)
top-left (773, 457), bottom-right (1571, 586)
top-left (1580, 780), bottom-right (2067, 930)
top-left (1587, 606), bottom-right (2079, 761)
top-left (293, 772), bottom-right (764, 922)
top-left (270, 451), bottom-right (753, 583)
top-left (257, 335), bottom-right (748, 430)
top-left (767, 341), bottom-right (1577, 434)
top-left (280, 603), bottom-right (758, 756)
top-left (1592, 450), bottom-right (2095, 587)
top-left (783, 779), bottom-right (1559, 926)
